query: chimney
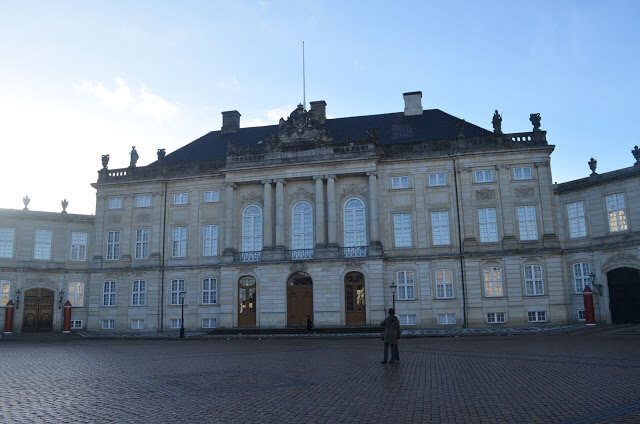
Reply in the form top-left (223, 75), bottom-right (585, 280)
top-left (221, 110), bottom-right (241, 133)
top-left (309, 100), bottom-right (327, 124)
top-left (403, 91), bottom-right (423, 116)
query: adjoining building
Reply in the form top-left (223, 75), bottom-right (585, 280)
top-left (2, 92), bottom-right (639, 333)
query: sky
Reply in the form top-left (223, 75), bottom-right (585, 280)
top-left (1, 1), bottom-right (639, 215)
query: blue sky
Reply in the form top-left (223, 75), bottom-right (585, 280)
top-left (1, 1), bottom-right (638, 214)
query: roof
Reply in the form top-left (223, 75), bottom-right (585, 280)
top-left (554, 164), bottom-right (640, 192)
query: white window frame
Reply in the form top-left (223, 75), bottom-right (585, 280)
top-left (170, 279), bottom-right (185, 305)
top-left (102, 281), bottom-right (117, 306)
top-left (517, 206), bottom-right (538, 241)
top-left (106, 231), bottom-right (120, 260)
top-left (428, 173), bottom-right (446, 187)
top-left (487, 312), bottom-right (505, 324)
top-left (483, 267), bottom-right (504, 297)
top-left (203, 225), bottom-right (219, 257)
top-left (391, 176), bottom-right (409, 189)
top-left (101, 319), bottom-right (115, 329)
top-left (396, 271), bottom-right (415, 300)
top-left (475, 169), bottom-right (493, 183)
top-left (292, 201), bottom-right (313, 252)
top-left (567, 201), bottom-right (587, 238)
top-left (398, 314), bottom-right (416, 325)
top-left (343, 198), bottom-right (366, 248)
top-left (136, 194), bottom-right (152, 208)
top-left (437, 313), bottom-right (456, 325)
top-left (70, 232), bottom-right (87, 261)
top-left (202, 278), bottom-right (217, 305)
top-left (578, 310), bottom-right (586, 321)
top-left (605, 193), bottom-right (627, 232)
top-left (242, 205), bottom-right (263, 254)
top-left (34, 229), bottom-right (52, 260)
top-left (524, 265), bottom-right (544, 296)
top-left (135, 229), bottom-right (149, 259)
top-left (170, 319), bottom-right (182, 329)
top-left (430, 211), bottom-right (450, 245)
top-left (1, 280), bottom-right (11, 307)
top-left (172, 227), bottom-right (187, 258)
top-left (0, 228), bottom-right (15, 259)
top-left (435, 269), bottom-right (454, 299)
top-left (201, 318), bottom-right (217, 328)
top-left (131, 319), bottom-right (144, 329)
top-left (573, 262), bottom-right (591, 294)
top-left (131, 280), bottom-right (146, 306)
top-left (513, 167), bottom-right (532, 180)
top-left (204, 190), bottom-right (220, 203)
top-left (70, 320), bottom-right (83, 329)
top-left (68, 282), bottom-right (85, 307)
top-left (393, 213), bottom-right (412, 248)
top-left (478, 208), bottom-right (498, 242)
top-left (108, 197), bottom-right (123, 209)
top-left (173, 192), bottom-right (189, 205)
top-left (527, 311), bottom-right (547, 322)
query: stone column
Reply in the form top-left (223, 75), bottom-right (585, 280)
top-left (224, 183), bottom-right (235, 252)
top-left (314, 176), bottom-right (325, 246)
top-left (326, 175), bottom-right (337, 245)
top-left (262, 180), bottom-right (273, 248)
top-left (367, 172), bottom-right (379, 244)
top-left (275, 179), bottom-right (285, 247)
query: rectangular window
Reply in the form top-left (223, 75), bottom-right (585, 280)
top-left (396, 271), bottom-right (415, 300)
top-left (391, 176), bottom-right (409, 189)
top-left (131, 280), bottom-right (146, 306)
top-left (108, 198), bottom-right (122, 209)
top-left (478, 208), bottom-right (498, 242)
top-left (204, 190), bottom-right (220, 203)
top-left (101, 319), bottom-right (115, 329)
top-left (173, 192), bottom-right (188, 205)
top-left (437, 313), bottom-right (456, 325)
top-left (103, 281), bottom-right (116, 306)
top-left (430, 211), bottom-right (450, 245)
top-left (70, 320), bottom-right (83, 329)
top-left (428, 173), bottom-right (446, 187)
top-left (172, 227), bottom-right (187, 258)
top-left (475, 169), bottom-right (493, 183)
top-left (0, 228), bottom-right (15, 258)
top-left (131, 319), bottom-right (144, 330)
top-left (527, 311), bottom-right (547, 322)
top-left (483, 267), bottom-right (504, 297)
top-left (106, 231), bottom-right (120, 260)
top-left (524, 265), bottom-right (544, 295)
top-left (606, 193), bottom-right (627, 232)
top-left (170, 319), bottom-right (182, 329)
top-left (68, 282), bottom-right (85, 307)
top-left (435, 269), bottom-right (454, 299)
top-left (1, 280), bottom-right (10, 307)
top-left (202, 225), bottom-right (219, 257)
top-left (567, 201), bottom-right (587, 238)
top-left (171, 279), bottom-right (185, 305)
top-left (393, 214), bottom-right (412, 247)
top-left (136, 194), bottom-right (151, 208)
top-left (202, 278), bottom-right (218, 304)
top-left (517, 206), bottom-right (538, 240)
top-left (487, 312), bottom-right (505, 324)
top-left (34, 229), bottom-right (52, 260)
top-left (573, 262), bottom-right (591, 294)
top-left (70, 232), bottom-right (87, 261)
top-left (202, 318), bottom-right (217, 328)
top-left (578, 310), bottom-right (586, 320)
top-left (135, 229), bottom-right (149, 259)
top-left (398, 314), bottom-right (416, 325)
top-left (513, 167), bottom-right (532, 180)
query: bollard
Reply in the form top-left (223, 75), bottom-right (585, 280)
top-left (4, 299), bottom-right (15, 334)
top-left (62, 300), bottom-right (72, 333)
top-left (582, 285), bottom-right (596, 326)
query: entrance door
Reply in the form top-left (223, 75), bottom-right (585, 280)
top-left (608, 268), bottom-right (640, 323)
top-left (22, 288), bottom-right (54, 332)
top-left (287, 272), bottom-right (313, 327)
top-left (238, 276), bottom-right (256, 327)
top-left (345, 271), bottom-right (366, 325)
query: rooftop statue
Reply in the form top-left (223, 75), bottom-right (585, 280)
top-left (492, 110), bottom-right (502, 134)
top-left (130, 146), bottom-right (139, 168)
top-left (529, 113), bottom-right (542, 131)
top-left (101, 154), bottom-right (110, 169)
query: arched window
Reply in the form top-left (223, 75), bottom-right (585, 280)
top-left (292, 201), bottom-right (313, 252)
top-left (343, 198), bottom-right (366, 247)
top-left (242, 205), bottom-right (262, 253)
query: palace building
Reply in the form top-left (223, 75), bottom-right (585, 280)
top-left (2, 91), bottom-right (639, 333)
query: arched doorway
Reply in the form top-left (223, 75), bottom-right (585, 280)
top-left (345, 271), bottom-right (366, 325)
top-left (22, 288), bottom-right (54, 332)
top-left (238, 276), bottom-right (256, 327)
top-left (607, 268), bottom-right (640, 323)
top-left (287, 272), bottom-right (313, 327)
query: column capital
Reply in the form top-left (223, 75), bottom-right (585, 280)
top-left (324, 174), bottom-right (337, 181)
top-left (224, 182), bottom-right (236, 189)
top-left (275, 178), bottom-right (286, 185)
top-left (366, 171), bottom-right (377, 178)
top-left (261, 179), bottom-right (274, 185)
top-left (313, 175), bottom-right (324, 181)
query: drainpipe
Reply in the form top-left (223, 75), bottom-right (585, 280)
top-left (452, 157), bottom-right (468, 328)
top-left (159, 180), bottom-right (168, 331)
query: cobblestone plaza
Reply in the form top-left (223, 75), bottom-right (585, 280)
top-left (1, 328), bottom-right (639, 423)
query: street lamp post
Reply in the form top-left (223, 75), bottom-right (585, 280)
top-left (179, 291), bottom-right (185, 339)
top-left (390, 281), bottom-right (396, 311)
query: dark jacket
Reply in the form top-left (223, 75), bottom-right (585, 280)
top-left (380, 315), bottom-right (401, 344)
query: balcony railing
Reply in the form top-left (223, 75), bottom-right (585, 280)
top-left (341, 246), bottom-right (368, 258)
top-left (233, 251), bottom-right (262, 263)
top-left (285, 249), bottom-right (314, 260)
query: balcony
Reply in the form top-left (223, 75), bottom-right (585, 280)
top-left (341, 246), bottom-right (368, 258)
top-left (233, 251), bottom-right (262, 263)
top-left (285, 249), bottom-right (314, 260)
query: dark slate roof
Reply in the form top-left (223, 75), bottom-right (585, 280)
top-left (157, 109), bottom-right (493, 166)
top-left (554, 164), bottom-right (640, 192)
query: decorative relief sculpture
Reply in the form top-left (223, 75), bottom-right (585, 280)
top-left (514, 187), bottom-right (534, 199)
top-left (101, 154), bottom-right (110, 169)
top-left (492, 110), bottom-right (502, 134)
top-left (529, 113), bottom-right (542, 131)
top-left (129, 146), bottom-right (139, 168)
top-left (341, 184), bottom-right (365, 200)
top-left (475, 189), bottom-right (495, 200)
top-left (241, 192), bottom-right (262, 205)
top-left (277, 104), bottom-right (333, 145)
top-left (291, 187), bottom-right (313, 202)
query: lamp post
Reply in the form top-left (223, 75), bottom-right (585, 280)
top-left (589, 272), bottom-right (602, 295)
top-left (390, 281), bottom-right (396, 311)
top-left (179, 291), bottom-right (185, 339)
top-left (15, 289), bottom-right (21, 310)
top-left (58, 290), bottom-right (65, 309)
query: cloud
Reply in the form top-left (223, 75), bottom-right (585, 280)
top-left (267, 106), bottom-right (293, 123)
top-left (76, 78), bottom-right (178, 121)
top-left (244, 118), bottom-right (270, 127)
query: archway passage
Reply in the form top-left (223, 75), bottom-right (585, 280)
top-left (238, 276), bottom-right (256, 327)
top-left (22, 288), bottom-right (54, 332)
top-left (345, 271), bottom-right (366, 325)
top-left (608, 268), bottom-right (640, 323)
top-left (287, 272), bottom-right (313, 327)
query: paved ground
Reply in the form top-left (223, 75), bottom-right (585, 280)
top-left (1, 327), bottom-right (639, 423)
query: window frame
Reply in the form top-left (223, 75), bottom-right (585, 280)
top-left (517, 205), bottom-right (538, 241)
top-left (291, 201), bottom-right (313, 251)
top-left (527, 311), bottom-right (547, 322)
top-left (170, 279), bottom-right (185, 305)
top-left (202, 278), bottom-right (218, 305)
top-left (135, 229), bottom-right (150, 259)
top-left (203, 190), bottom-right (220, 203)
top-left (136, 194), bottom-right (152, 208)
top-left (101, 319), bottom-right (115, 329)
top-left (483, 266), bottom-right (504, 297)
top-left (70, 232), bottom-right (88, 262)
top-left (1, 280), bottom-right (11, 307)
top-left (34, 229), bottom-right (52, 260)
top-left (437, 313), bottom-right (456, 325)
top-left (478, 208), bottom-right (499, 243)
top-left (242, 205), bottom-right (263, 253)
top-left (131, 319), bottom-right (144, 329)
top-left (108, 197), bottom-right (123, 209)
top-left (68, 282), bottom-right (85, 307)
top-left (567, 201), bottom-right (587, 239)
top-left (106, 230), bottom-right (120, 261)
top-left (102, 280), bottom-right (117, 307)
top-left (430, 211), bottom-right (450, 246)
top-left (573, 262), bottom-right (591, 294)
top-left (435, 269), bottom-right (454, 299)
top-left (173, 192), bottom-right (189, 205)
top-left (513, 167), bottom-right (532, 180)
top-left (393, 213), bottom-right (412, 248)
top-left (343, 198), bottom-right (367, 248)
top-left (172, 227), bottom-right (187, 258)
top-left (428, 173), bottom-right (447, 187)
top-left (474, 169), bottom-right (494, 183)
top-left (396, 271), bottom-right (415, 300)
top-left (523, 264), bottom-right (544, 296)
top-left (131, 280), bottom-right (146, 306)
top-left (391, 176), bottom-right (410, 189)
top-left (486, 312), bottom-right (505, 324)
top-left (0, 227), bottom-right (15, 259)
top-left (605, 193), bottom-right (628, 233)
top-left (202, 224), bottom-right (219, 257)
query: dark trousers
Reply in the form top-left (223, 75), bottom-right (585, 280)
top-left (383, 342), bottom-right (400, 362)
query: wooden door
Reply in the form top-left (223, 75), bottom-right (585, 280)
top-left (345, 272), bottom-right (366, 325)
top-left (238, 276), bottom-right (256, 327)
top-left (22, 288), bottom-right (54, 332)
top-left (287, 285), bottom-right (313, 327)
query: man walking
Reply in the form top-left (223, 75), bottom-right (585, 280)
top-left (380, 308), bottom-right (400, 364)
